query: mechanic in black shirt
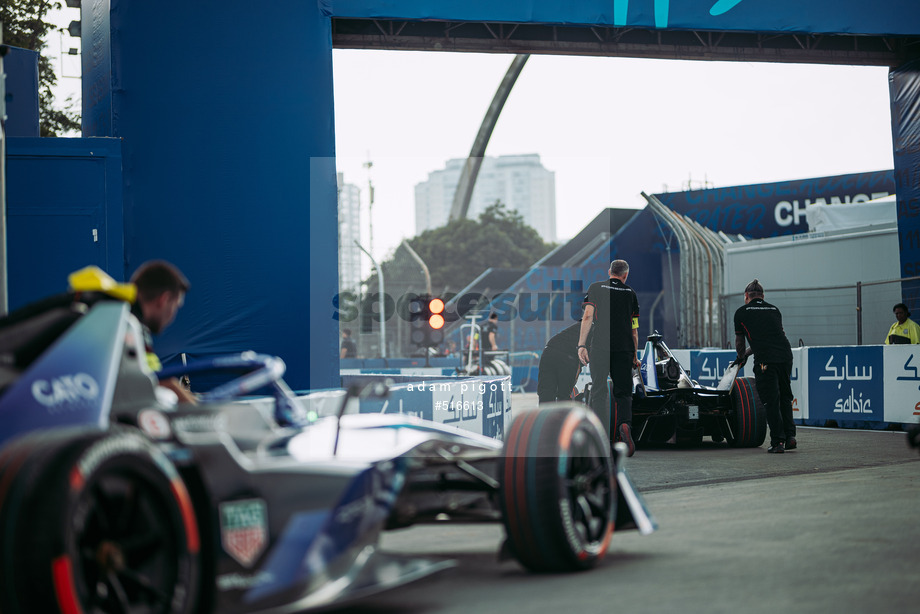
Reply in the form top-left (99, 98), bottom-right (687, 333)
top-left (734, 279), bottom-right (796, 454)
top-left (577, 260), bottom-right (640, 455)
top-left (130, 260), bottom-right (196, 405)
top-left (537, 321), bottom-right (584, 404)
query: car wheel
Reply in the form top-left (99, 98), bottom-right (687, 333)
top-left (499, 404), bottom-right (615, 572)
top-left (727, 376), bottom-right (767, 447)
top-left (0, 428), bottom-right (199, 614)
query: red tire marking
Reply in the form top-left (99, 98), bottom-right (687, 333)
top-left (170, 479), bottom-right (200, 554)
top-left (557, 411), bottom-right (580, 450)
top-left (735, 379), bottom-right (750, 443)
top-left (52, 556), bottom-right (83, 614)
top-left (68, 467), bottom-right (85, 492)
top-left (503, 410), bottom-right (537, 560)
top-left (513, 411), bottom-right (541, 562)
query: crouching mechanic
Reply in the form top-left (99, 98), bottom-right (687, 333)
top-left (537, 321), bottom-right (584, 404)
top-left (130, 260), bottom-right (197, 404)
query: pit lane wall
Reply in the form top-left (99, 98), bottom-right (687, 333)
top-left (641, 346), bottom-right (920, 429)
top-left (294, 374), bottom-right (512, 441)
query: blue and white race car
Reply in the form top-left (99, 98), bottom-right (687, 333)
top-left (632, 332), bottom-right (767, 448)
top-left (0, 269), bottom-right (655, 614)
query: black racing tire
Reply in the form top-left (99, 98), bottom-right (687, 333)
top-left (499, 404), bottom-right (615, 572)
top-left (727, 376), bottom-right (767, 448)
top-left (0, 428), bottom-right (199, 614)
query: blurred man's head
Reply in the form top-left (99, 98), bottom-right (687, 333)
top-left (131, 260), bottom-right (190, 334)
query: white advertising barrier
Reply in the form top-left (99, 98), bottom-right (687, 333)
top-left (883, 345), bottom-right (920, 424)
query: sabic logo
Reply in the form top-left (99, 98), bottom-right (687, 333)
top-left (833, 389), bottom-right (872, 414)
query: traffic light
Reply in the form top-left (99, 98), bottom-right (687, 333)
top-left (408, 295), bottom-right (445, 347)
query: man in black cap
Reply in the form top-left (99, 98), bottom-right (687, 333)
top-left (577, 260), bottom-right (640, 455)
top-left (734, 279), bottom-right (796, 453)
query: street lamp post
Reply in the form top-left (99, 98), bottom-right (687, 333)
top-left (355, 240), bottom-right (386, 359)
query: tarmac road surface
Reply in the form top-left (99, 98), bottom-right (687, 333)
top-left (339, 394), bottom-right (920, 614)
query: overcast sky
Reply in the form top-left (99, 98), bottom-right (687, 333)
top-left (332, 49), bottom-right (895, 267)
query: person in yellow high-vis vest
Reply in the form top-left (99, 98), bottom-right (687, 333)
top-left (885, 303), bottom-right (920, 344)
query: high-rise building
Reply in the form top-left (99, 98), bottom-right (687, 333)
top-left (337, 172), bottom-right (363, 293)
top-left (414, 154), bottom-right (556, 242)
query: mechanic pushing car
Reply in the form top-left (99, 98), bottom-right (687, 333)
top-left (577, 259), bottom-right (641, 456)
top-left (130, 260), bottom-right (197, 404)
top-left (734, 279), bottom-right (797, 454)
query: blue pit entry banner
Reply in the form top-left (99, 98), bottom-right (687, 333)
top-left (330, 0), bottom-right (920, 36)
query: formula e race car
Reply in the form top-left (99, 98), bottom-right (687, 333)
top-left (0, 268), bottom-right (655, 614)
top-left (632, 333), bottom-right (767, 448)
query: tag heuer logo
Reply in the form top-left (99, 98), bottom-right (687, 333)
top-left (219, 499), bottom-right (268, 568)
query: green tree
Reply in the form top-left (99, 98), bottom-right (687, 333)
top-left (403, 201), bottom-right (554, 293)
top-left (1, 0), bottom-right (81, 136)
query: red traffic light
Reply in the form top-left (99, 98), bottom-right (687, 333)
top-left (428, 298), bottom-right (445, 329)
